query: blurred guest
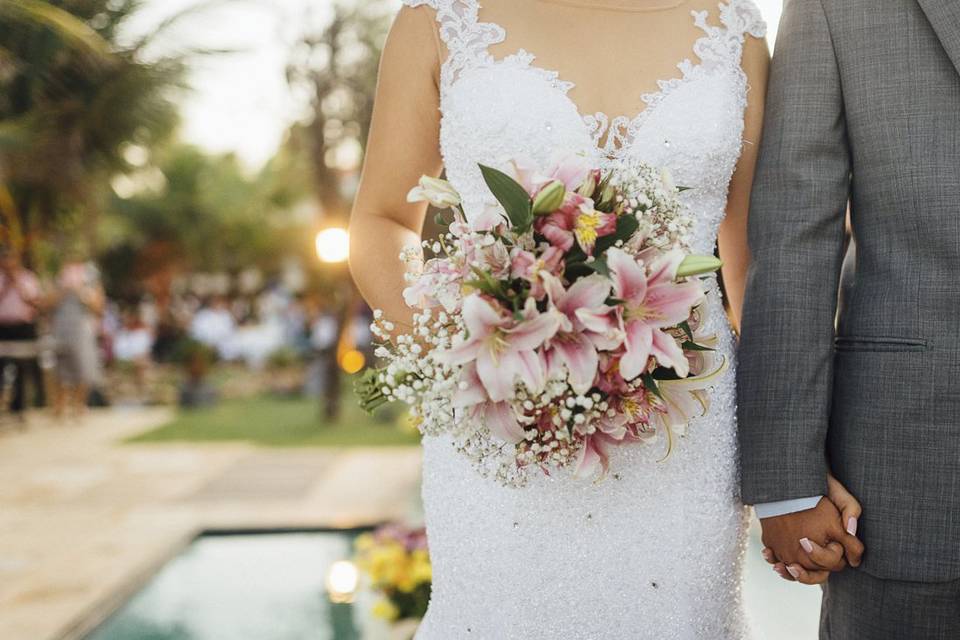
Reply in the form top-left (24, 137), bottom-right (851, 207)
top-left (113, 307), bottom-right (154, 398)
top-left (51, 260), bottom-right (104, 419)
top-left (151, 306), bottom-right (187, 364)
top-left (304, 300), bottom-right (340, 401)
top-left (189, 296), bottom-right (235, 357)
top-left (0, 247), bottom-right (43, 419)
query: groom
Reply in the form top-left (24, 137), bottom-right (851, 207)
top-left (738, 0), bottom-right (960, 638)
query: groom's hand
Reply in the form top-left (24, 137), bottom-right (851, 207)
top-left (760, 497), bottom-right (863, 584)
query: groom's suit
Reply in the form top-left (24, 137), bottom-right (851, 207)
top-left (738, 0), bottom-right (960, 637)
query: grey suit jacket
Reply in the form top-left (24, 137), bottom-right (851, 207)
top-left (738, 0), bottom-right (960, 583)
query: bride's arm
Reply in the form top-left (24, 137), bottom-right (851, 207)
top-left (349, 7), bottom-right (444, 328)
top-left (717, 35), bottom-right (770, 333)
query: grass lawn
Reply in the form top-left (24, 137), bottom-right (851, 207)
top-left (126, 394), bottom-right (421, 447)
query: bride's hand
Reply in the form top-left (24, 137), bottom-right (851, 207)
top-left (762, 473), bottom-right (863, 585)
top-left (826, 472), bottom-right (862, 538)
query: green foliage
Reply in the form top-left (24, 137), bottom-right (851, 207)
top-left (127, 393), bottom-right (422, 447)
top-left (0, 0), bottom-right (186, 255)
top-left (478, 164), bottom-right (533, 233)
top-left (98, 141), bottom-right (312, 294)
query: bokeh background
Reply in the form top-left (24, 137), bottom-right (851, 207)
top-left (0, 2), bottom-right (823, 639)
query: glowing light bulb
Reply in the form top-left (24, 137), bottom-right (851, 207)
top-left (326, 560), bottom-right (359, 604)
top-left (316, 228), bottom-right (350, 264)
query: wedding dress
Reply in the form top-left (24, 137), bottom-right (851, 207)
top-left (398, 1), bottom-right (767, 637)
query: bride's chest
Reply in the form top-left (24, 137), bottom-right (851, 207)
top-left (438, 62), bottom-right (748, 191)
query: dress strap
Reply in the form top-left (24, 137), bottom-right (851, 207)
top-left (691, 0), bottom-right (767, 71)
top-left (400, 0), bottom-right (506, 91)
top-left (718, 0), bottom-right (768, 42)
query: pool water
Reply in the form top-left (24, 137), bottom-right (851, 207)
top-left (84, 531), bottom-right (393, 640)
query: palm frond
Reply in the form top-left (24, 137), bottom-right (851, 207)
top-left (0, 0), bottom-right (110, 57)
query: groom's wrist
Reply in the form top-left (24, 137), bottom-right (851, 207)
top-left (754, 496), bottom-right (824, 519)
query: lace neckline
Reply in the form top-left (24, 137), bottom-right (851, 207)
top-left (418, 0), bottom-right (765, 157)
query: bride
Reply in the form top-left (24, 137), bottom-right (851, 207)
top-left (350, 0), bottom-right (854, 637)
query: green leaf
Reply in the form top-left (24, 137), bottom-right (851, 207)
top-left (353, 368), bottom-right (392, 415)
top-left (681, 340), bottom-right (715, 352)
top-left (595, 214), bottom-right (639, 255)
top-left (479, 164), bottom-right (533, 233)
top-left (677, 320), bottom-right (694, 342)
top-left (586, 257), bottom-right (610, 277)
top-left (2, 0), bottom-right (110, 57)
top-left (651, 368), bottom-right (681, 382)
top-left (641, 372), bottom-right (663, 399)
top-left (465, 267), bottom-right (506, 298)
top-left (564, 262), bottom-right (593, 281)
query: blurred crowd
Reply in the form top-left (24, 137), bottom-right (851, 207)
top-left (0, 246), bottom-right (372, 423)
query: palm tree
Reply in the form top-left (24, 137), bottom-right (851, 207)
top-left (0, 1), bottom-right (109, 252)
top-left (0, 1), bottom-right (218, 260)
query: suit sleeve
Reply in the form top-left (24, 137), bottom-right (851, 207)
top-left (737, 0), bottom-right (851, 505)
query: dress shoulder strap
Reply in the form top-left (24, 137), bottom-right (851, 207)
top-left (400, 0), bottom-right (506, 91)
top-left (717, 0), bottom-right (768, 42)
top-left (690, 0), bottom-right (767, 72)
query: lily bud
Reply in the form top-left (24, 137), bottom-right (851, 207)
top-left (531, 180), bottom-right (566, 215)
top-left (600, 182), bottom-right (616, 206)
top-left (676, 255), bottom-right (723, 278)
top-left (407, 176), bottom-right (461, 208)
top-left (577, 170), bottom-right (599, 197)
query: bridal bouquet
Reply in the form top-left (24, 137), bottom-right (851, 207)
top-left (356, 156), bottom-right (727, 485)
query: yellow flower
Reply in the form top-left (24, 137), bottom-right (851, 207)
top-left (574, 209), bottom-right (605, 253)
top-left (410, 551), bottom-right (433, 584)
top-left (354, 533), bottom-right (375, 552)
top-left (372, 598), bottom-right (400, 621)
top-left (365, 542), bottom-right (407, 586)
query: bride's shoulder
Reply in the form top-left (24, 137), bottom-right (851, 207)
top-left (387, 2), bottom-right (444, 80)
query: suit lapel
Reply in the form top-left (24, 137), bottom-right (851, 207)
top-left (917, 0), bottom-right (960, 77)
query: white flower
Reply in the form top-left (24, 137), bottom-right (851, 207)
top-left (407, 176), bottom-right (461, 208)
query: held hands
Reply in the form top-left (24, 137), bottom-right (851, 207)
top-left (760, 474), bottom-right (864, 585)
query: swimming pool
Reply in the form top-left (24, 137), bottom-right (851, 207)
top-left (83, 530), bottom-right (394, 640)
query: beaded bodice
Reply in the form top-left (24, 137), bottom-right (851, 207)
top-left (406, 0), bottom-right (765, 255)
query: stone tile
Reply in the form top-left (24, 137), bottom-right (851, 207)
top-left (185, 451), bottom-right (336, 502)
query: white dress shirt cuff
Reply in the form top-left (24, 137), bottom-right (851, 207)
top-left (754, 496), bottom-right (823, 519)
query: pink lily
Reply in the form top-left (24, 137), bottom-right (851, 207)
top-left (510, 245), bottom-right (565, 300)
top-left (452, 363), bottom-right (527, 443)
top-left (606, 247), bottom-right (705, 381)
top-left (439, 295), bottom-right (561, 402)
top-left (510, 156), bottom-right (592, 197)
top-left (534, 192), bottom-right (617, 255)
top-left (542, 274), bottom-right (620, 394)
top-left (470, 204), bottom-right (508, 232)
top-left (573, 418), bottom-right (633, 479)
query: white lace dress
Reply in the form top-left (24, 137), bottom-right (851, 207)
top-left (402, 1), bottom-right (767, 638)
